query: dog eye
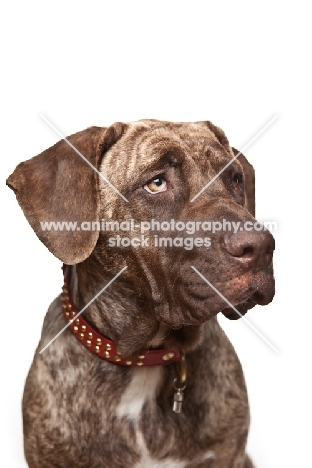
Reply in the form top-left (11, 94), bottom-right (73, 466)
top-left (232, 173), bottom-right (243, 190)
top-left (144, 177), bottom-right (167, 194)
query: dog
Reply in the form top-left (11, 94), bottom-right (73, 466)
top-left (7, 119), bottom-right (275, 468)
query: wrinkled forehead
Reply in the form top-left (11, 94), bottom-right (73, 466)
top-left (115, 120), bottom-right (230, 168)
top-left (97, 120), bottom-right (243, 212)
top-left (99, 120), bottom-right (239, 200)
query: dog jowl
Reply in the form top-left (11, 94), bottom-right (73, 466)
top-left (7, 120), bottom-right (275, 468)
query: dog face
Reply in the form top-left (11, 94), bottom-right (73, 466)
top-left (7, 120), bottom-right (275, 333)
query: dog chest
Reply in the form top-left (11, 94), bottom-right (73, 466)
top-left (115, 366), bottom-right (216, 467)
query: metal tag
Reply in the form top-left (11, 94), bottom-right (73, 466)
top-left (172, 387), bottom-right (184, 413)
top-left (172, 352), bottom-right (187, 414)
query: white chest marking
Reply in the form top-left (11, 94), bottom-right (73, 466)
top-left (116, 367), bottom-right (163, 421)
top-left (116, 367), bottom-right (216, 467)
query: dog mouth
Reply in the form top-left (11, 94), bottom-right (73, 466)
top-left (157, 270), bottom-right (275, 328)
top-left (220, 295), bottom-right (258, 320)
top-left (221, 287), bottom-right (274, 320)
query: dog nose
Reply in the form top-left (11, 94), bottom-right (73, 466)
top-left (223, 229), bottom-right (275, 269)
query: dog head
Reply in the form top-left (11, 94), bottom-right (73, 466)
top-left (7, 120), bottom-right (275, 349)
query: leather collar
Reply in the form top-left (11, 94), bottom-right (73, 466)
top-left (62, 265), bottom-right (181, 367)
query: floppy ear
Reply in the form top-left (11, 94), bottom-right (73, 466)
top-left (6, 123), bottom-right (126, 264)
top-left (232, 147), bottom-right (255, 217)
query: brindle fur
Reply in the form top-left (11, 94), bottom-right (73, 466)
top-left (7, 120), bottom-right (275, 467)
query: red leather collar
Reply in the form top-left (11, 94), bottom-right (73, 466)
top-left (62, 265), bottom-right (181, 367)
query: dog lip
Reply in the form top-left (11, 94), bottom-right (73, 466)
top-left (183, 280), bottom-right (257, 305)
top-left (221, 284), bottom-right (275, 320)
top-left (252, 289), bottom-right (274, 306)
top-left (221, 297), bottom-right (256, 319)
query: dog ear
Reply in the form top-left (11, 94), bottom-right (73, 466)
top-left (232, 148), bottom-right (255, 217)
top-left (6, 123), bottom-right (126, 264)
top-left (204, 121), bottom-right (233, 156)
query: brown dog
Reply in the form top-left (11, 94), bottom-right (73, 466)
top-left (7, 120), bottom-right (275, 468)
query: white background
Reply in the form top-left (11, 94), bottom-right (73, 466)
top-left (1, 1), bottom-right (311, 467)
